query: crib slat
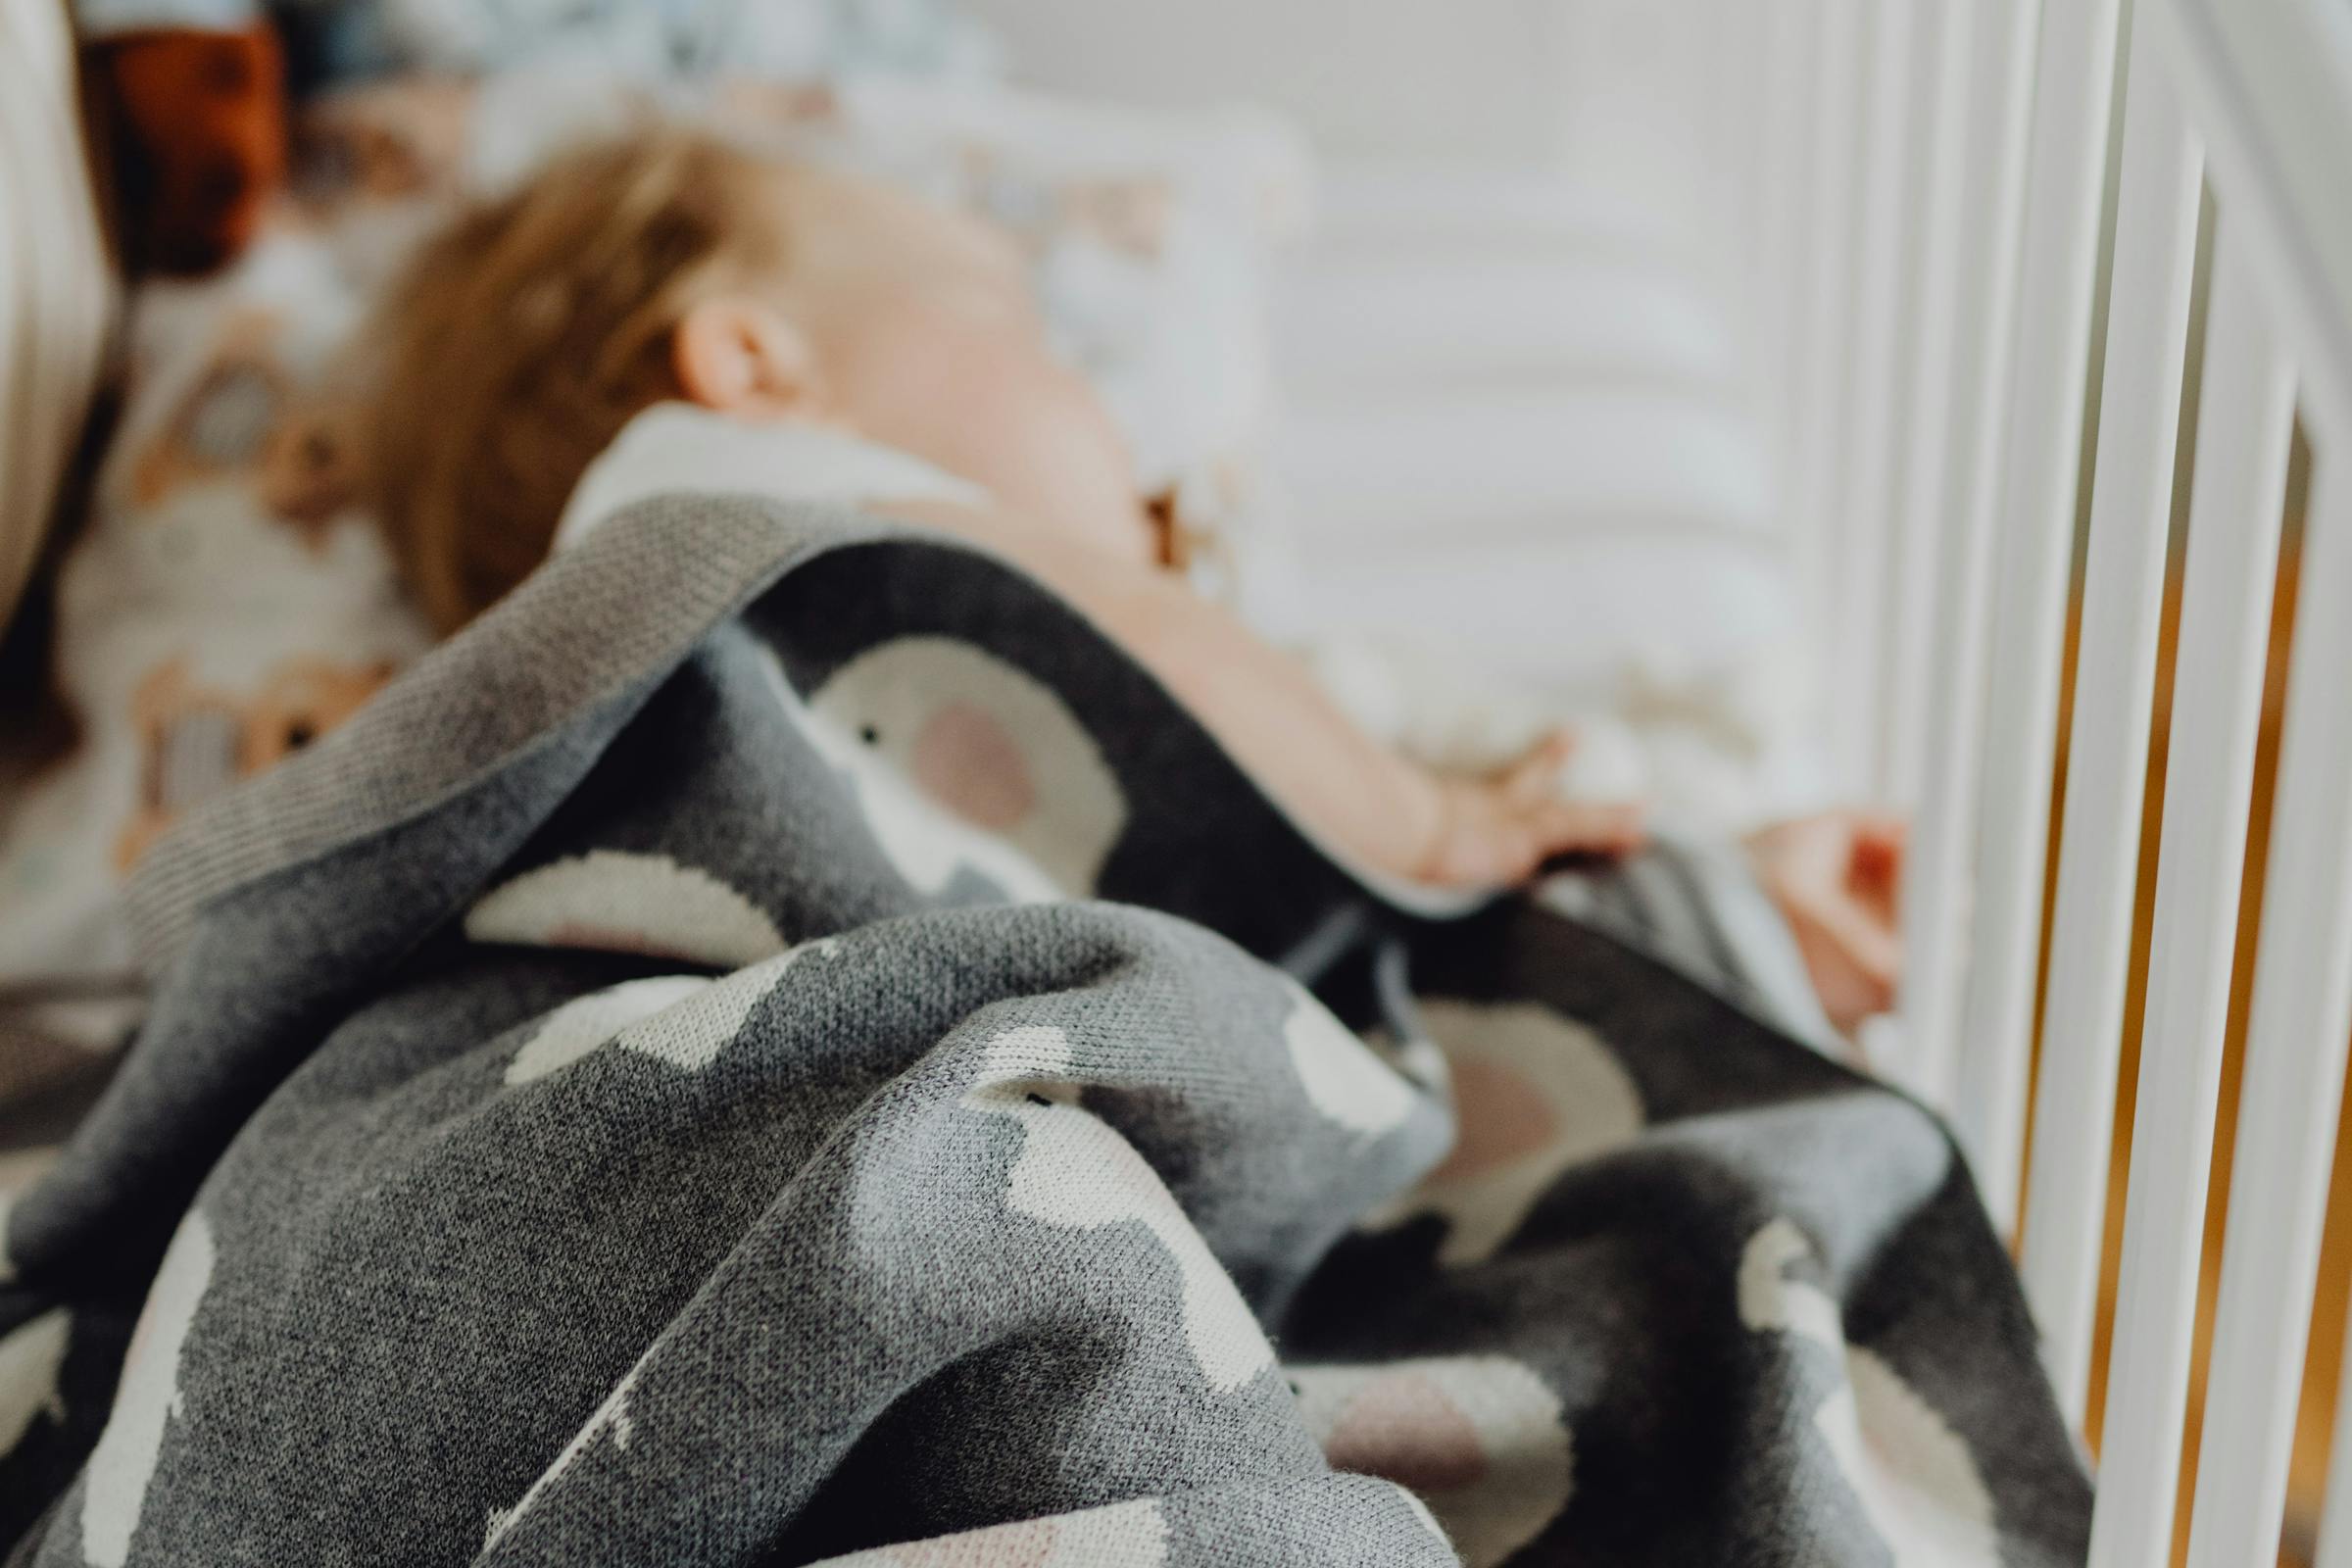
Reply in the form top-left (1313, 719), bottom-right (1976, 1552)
top-left (2019, 37), bottom-right (2205, 1428)
top-left (1950, 0), bottom-right (2128, 1233)
top-left (1894, 0), bottom-right (2046, 1104)
top-left (1759, 3), bottom-right (1819, 473)
top-left (1784, 0), bottom-right (1835, 517)
top-left (2186, 446), bottom-right (2352, 1565)
top-left (2321, 990), bottom-right (2352, 1568)
top-left (2152, 0), bottom-right (2352, 445)
top-left (1828, 0), bottom-right (1916, 800)
top-left (1873, 0), bottom-right (1973, 808)
top-left (2085, 229), bottom-right (2297, 1568)
top-left (2322, 1250), bottom-right (2352, 1568)
top-left (1794, 0), bottom-right (1871, 789)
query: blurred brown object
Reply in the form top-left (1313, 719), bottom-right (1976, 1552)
top-left (83, 23), bottom-right (286, 275)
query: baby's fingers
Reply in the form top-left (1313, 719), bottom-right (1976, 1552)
top-left (1424, 818), bottom-right (1543, 887)
top-left (1805, 892), bottom-right (1903, 993)
top-left (1499, 729), bottom-right (1579, 806)
top-left (1531, 799), bottom-right (1646, 859)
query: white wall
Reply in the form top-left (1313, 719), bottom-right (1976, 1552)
top-left (958, 0), bottom-right (1580, 162)
top-left (958, 0), bottom-right (1713, 233)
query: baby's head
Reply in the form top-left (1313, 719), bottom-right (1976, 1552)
top-left (370, 128), bottom-right (1146, 631)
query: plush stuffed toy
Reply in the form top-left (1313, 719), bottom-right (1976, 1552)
top-left (114, 651), bottom-right (395, 870)
top-left (82, 23), bottom-right (289, 275)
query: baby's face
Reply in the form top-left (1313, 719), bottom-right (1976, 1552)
top-left (756, 164), bottom-right (1154, 564)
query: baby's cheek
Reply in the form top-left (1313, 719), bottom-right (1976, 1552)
top-left (910, 702), bottom-right (1036, 831)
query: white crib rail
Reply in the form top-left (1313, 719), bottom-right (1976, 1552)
top-left (1951, 0), bottom-right (2127, 1234)
top-left (1723, 0), bottom-right (2352, 1553)
top-left (1791, 0), bottom-right (1868, 779)
top-left (1937, 0), bottom-right (2126, 1231)
top-left (2089, 225), bottom-right (2298, 1568)
top-left (2022, 21), bottom-right (2204, 1429)
top-left (1874, 0), bottom-right (1976, 813)
top-left (1891, 0), bottom-right (2043, 1109)
top-left (1833, 0), bottom-right (1924, 809)
top-left (2192, 454), bottom-right (2352, 1568)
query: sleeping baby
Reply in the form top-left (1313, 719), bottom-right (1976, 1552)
top-left (365, 128), bottom-right (1901, 1035)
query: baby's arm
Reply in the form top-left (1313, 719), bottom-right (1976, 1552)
top-left (884, 498), bottom-right (1642, 887)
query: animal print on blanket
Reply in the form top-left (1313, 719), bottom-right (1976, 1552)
top-left (0, 502), bottom-right (2090, 1564)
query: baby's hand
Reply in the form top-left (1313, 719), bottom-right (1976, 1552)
top-left (1415, 731), bottom-right (1646, 887)
top-left (1746, 809), bottom-right (1905, 1035)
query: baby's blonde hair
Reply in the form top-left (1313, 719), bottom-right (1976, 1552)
top-left (369, 129), bottom-right (785, 632)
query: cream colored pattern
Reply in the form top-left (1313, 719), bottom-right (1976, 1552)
top-left (483, 1353), bottom-right (648, 1550)
top-left (966, 1026), bottom-right (1272, 1393)
top-left (808, 1494), bottom-right (1169, 1567)
top-left (0, 1307), bottom-right (69, 1458)
top-left (466, 850), bottom-right (790, 966)
top-left (1289, 1354), bottom-right (1573, 1566)
top-left (507, 942), bottom-right (841, 1085)
top-left (82, 1210), bottom-right (216, 1567)
top-left (0, 1144), bottom-right (62, 1286)
top-left (803, 638), bottom-right (1127, 899)
top-left (1738, 1219), bottom-right (1999, 1566)
top-left (1366, 1001), bottom-right (1643, 1264)
top-left (1280, 979), bottom-right (1418, 1140)
top-left (505, 975), bottom-right (715, 1085)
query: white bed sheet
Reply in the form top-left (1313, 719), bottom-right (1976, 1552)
top-left (1265, 161), bottom-right (1817, 828)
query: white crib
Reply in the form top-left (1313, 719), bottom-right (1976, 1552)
top-left (981, 0), bottom-right (2352, 1558)
top-left (1711, 4), bottom-right (2352, 1563)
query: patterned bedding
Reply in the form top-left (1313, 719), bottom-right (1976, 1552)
top-left (0, 501), bottom-right (2090, 1565)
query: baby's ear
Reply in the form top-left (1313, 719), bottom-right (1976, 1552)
top-left (671, 296), bottom-right (825, 420)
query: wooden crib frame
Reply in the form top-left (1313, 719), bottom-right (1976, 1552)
top-left (1708, 0), bottom-right (2352, 1559)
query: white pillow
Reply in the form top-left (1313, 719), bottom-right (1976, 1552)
top-left (1295, 533), bottom-right (1822, 832)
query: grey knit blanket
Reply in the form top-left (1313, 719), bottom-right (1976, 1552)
top-left (0, 501), bottom-right (2089, 1565)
